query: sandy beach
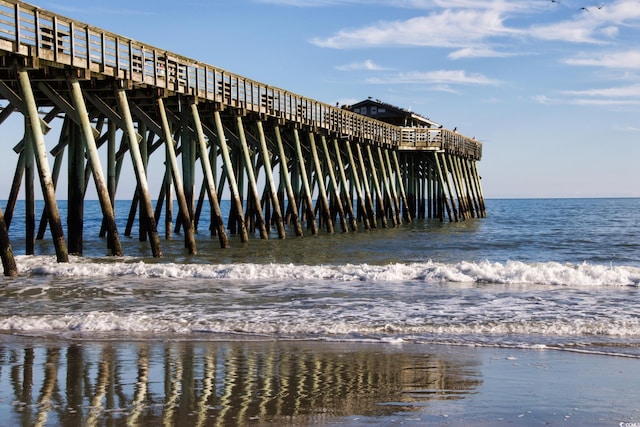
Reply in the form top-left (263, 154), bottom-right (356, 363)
top-left (0, 335), bottom-right (637, 426)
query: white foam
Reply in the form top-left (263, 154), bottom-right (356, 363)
top-left (14, 256), bottom-right (640, 287)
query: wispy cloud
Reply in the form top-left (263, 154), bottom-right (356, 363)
top-left (368, 70), bottom-right (500, 86)
top-left (565, 50), bottom-right (640, 69)
top-left (562, 83), bottom-right (640, 98)
top-left (311, 9), bottom-right (515, 49)
top-left (335, 60), bottom-right (391, 71)
top-left (306, 0), bottom-right (640, 60)
top-left (448, 47), bottom-right (519, 60)
top-left (536, 83), bottom-right (640, 107)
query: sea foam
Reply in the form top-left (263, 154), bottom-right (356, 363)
top-left (13, 256), bottom-right (640, 287)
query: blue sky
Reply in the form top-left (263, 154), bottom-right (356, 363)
top-left (21, 0), bottom-right (640, 198)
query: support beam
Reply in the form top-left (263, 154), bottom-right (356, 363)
top-left (114, 88), bottom-right (162, 257)
top-left (354, 141), bottom-right (376, 228)
top-left (293, 128), bottom-right (318, 235)
top-left (320, 135), bottom-right (347, 232)
top-left (17, 68), bottom-right (68, 262)
top-left (25, 120), bottom-right (34, 255)
top-left (214, 110), bottom-right (248, 242)
top-left (366, 144), bottom-right (387, 228)
top-left (188, 100), bottom-right (229, 248)
top-left (68, 75), bottom-right (122, 256)
top-left (157, 97), bottom-right (200, 252)
top-left (392, 150), bottom-right (412, 223)
top-left (67, 123), bottom-right (84, 254)
top-left (256, 121), bottom-right (286, 239)
top-left (376, 146), bottom-right (397, 227)
top-left (383, 148), bottom-right (401, 226)
top-left (344, 139), bottom-right (369, 230)
top-left (332, 138), bottom-right (357, 232)
top-left (434, 152), bottom-right (456, 222)
top-left (0, 204), bottom-right (17, 276)
top-left (308, 132), bottom-right (333, 234)
top-left (274, 124), bottom-right (303, 237)
top-left (236, 115), bottom-right (268, 239)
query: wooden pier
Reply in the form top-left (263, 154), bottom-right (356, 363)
top-left (0, 0), bottom-right (485, 275)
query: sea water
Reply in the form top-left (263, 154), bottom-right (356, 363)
top-left (1, 198), bottom-right (639, 355)
top-left (1, 198), bottom-right (640, 426)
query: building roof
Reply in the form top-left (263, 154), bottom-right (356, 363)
top-left (346, 98), bottom-right (441, 128)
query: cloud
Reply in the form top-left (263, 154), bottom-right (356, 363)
top-left (527, 20), bottom-right (607, 44)
top-left (306, 0), bottom-right (640, 63)
top-left (367, 69), bottom-right (500, 86)
top-left (569, 98), bottom-right (640, 106)
top-left (527, 0), bottom-right (640, 43)
top-left (253, 0), bottom-right (362, 6)
top-left (311, 9), bottom-right (515, 49)
top-left (565, 50), bottom-right (640, 69)
top-left (562, 83), bottom-right (640, 98)
top-left (335, 60), bottom-right (391, 71)
top-left (537, 83), bottom-right (640, 107)
top-left (448, 47), bottom-right (519, 59)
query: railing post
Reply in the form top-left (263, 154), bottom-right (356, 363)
top-left (13, 3), bottom-right (20, 53)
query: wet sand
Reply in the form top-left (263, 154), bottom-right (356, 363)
top-left (0, 335), bottom-right (638, 426)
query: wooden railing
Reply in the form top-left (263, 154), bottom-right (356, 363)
top-left (0, 0), bottom-right (482, 160)
top-left (399, 128), bottom-right (482, 159)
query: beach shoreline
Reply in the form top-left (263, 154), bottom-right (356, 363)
top-left (1, 334), bottom-right (638, 426)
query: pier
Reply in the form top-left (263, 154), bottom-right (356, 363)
top-left (0, 0), bottom-right (485, 275)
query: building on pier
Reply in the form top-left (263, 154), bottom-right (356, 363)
top-left (0, 0), bottom-right (486, 275)
top-left (346, 98), bottom-right (440, 129)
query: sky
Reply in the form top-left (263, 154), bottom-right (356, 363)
top-left (9, 0), bottom-right (640, 198)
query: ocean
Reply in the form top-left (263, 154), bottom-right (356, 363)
top-left (1, 198), bottom-right (639, 426)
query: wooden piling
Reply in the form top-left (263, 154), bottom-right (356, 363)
top-left (256, 121), bottom-right (286, 239)
top-left (308, 132), bottom-right (333, 234)
top-left (365, 145), bottom-right (387, 228)
top-left (17, 68), bottom-right (68, 262)
top-left (292, 128), bottom-right (318, 235)
top-left (433, 152), bottom-right (454, 222)
top-left (344, 139), bottom-right (370, 230)
top-left (68, 124), bottom-right (84, 254)
top-left (376, 146), bottom-right (397, 227)
top-left (236, 115), bottom-right (268, 239)
top-left (320, 135), bottom-right (347, 232)
top-left (214, 111), bottom-right (248, 242)
top-left (68, 75), bottom-right (122, 256)
top-left (157, 97), bottom-right (199, 252)
top-left (0, 202), bottom-right (17, 276)
top-left (352, 141), bottom-right (375, 227)
top-left (188, 100), bottom-right (229, 248)
top-left (332, 138), bottom-right (358, 232)
top-left (391, 150), bottom-right (411, 223)
top-left (274, 124), bottom-right (303, 237)
top-left (114, 88), bottom-right (162, 257)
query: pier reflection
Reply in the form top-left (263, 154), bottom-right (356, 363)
top-left (0, 339), bottom-right (482, 426)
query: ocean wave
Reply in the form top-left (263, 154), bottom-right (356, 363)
top-left (2, 311), bottom-right (640, 340)
top-left (14, 256), bottom-right (640, 287)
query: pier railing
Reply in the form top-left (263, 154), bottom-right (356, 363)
top-left (0, 0), bottom-right (481, 160)
top-left (399, 127), bottom-right (482, 159)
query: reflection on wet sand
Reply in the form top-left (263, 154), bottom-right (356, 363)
top-left (0, 338), bottom-right (482, 426)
